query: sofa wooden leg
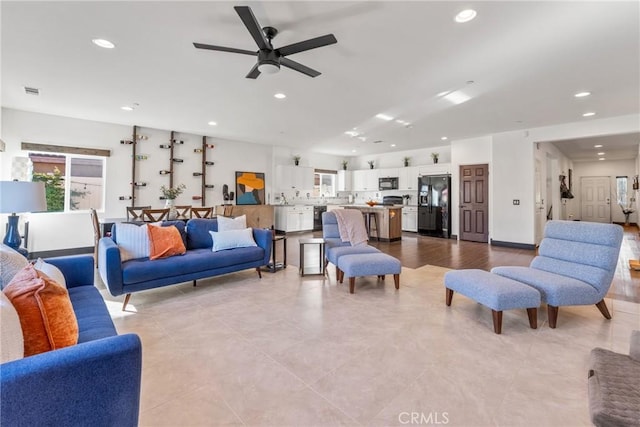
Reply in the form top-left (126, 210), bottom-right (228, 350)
top-left (256, 268), bottom-right (262, 278)
top-left (122, 293), bottom-right (131, 311)
top-left (446, 288), bottom-right (454, 306)
top-left (394, 274), bottom-right (400, 290)
top-left (338, 268), bottom-right (344, 283)
top-left (595, 299), bottom-right (612, 319)
top-left (548, 305), bottom-right (558, 328)
top-left (527, 308), bottom-right (537, 329)
top-left (349, 277), bottom-right (355, 294)
top-left (193, 280), bottom-right (197, 287)
top-left (492, 310), bottom-right (503, 334)
top-left (336, 265), bottom-right (340, 280)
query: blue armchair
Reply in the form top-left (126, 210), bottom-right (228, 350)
top-left (492, 220), bottom-right (624, 328)
top-left (1, 255), bottom-right (142, 426)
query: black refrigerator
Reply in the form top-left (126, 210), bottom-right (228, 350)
top-left (418, 174), bottom-right (451, 238)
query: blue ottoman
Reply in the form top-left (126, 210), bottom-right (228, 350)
top-left (444, 269), bottom-right (541, 334)
top-left (338, 252), bottom-right (401, 294)
top-left (325, 244), bottom-right (380, 277)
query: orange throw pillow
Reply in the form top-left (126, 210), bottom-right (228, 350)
top-left (147, 224), bottom-right (186, 260)
top-left (3, 264), bottom-right (78, 357)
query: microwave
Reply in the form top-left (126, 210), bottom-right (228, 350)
top-left (379, 177), bottom-right (399, 190)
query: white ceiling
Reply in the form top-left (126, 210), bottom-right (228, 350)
top-left (2, 1), bottom-right (639, 159)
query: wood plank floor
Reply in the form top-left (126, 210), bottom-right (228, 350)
top-left (282, 225), bottom-right (640, 303)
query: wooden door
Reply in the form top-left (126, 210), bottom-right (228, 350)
top-left (581, 176), bottom-right (611, 223)
top-left (459, 164), bottom-right (489, 242)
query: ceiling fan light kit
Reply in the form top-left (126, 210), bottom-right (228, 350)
top-left (194, 6), bottom-right (337, 79)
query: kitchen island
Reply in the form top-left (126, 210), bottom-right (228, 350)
top-left (342, 205), bottom-right (402, 242)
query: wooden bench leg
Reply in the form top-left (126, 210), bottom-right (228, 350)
top-left (256, 267), bottom-right (262, 278)
top-left (492, 310), bottom-right (503, 334)
top-left (445, 288), bottom-right (454, 306)
top-left (394, 274), bottom-right (399, 290)
top-left (349, 277), bottom-right (355, 294)
top-left (527, 308), bottom-right (537, 329)
top-left (548, 305), bottom-right (558, 328)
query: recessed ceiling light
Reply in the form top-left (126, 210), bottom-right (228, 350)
top-left (583, 112), bottom-right (596, 117)
top-left (441, 136), bottom-right (448, 140)
top-left (574, 91), bottom-right (591, 98)
top-left (599, 157), bottom-right (606, 161)
top-left (444, 91), bottom-right (471, 105)
top-left (594, 144), bottom-right (603, 148)
top-left (207, 121), bottom-right (217, 126)
top-left (120, 106), bottom-right (134, 111)
top-left (597, 152), bottom-right (605, 155)
top-left (92, 38), bottom-right (115, 49)
top-left (274, 93), bottom-right (286, 99)
top-left (390, 144), bottom-right (396, 147)
top-left (375, 113), bottom-right (394, 121)
top-left (455, 9), bottom-right (477, 23)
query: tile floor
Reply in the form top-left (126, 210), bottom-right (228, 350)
top-left (98, 264), bottom-right (639, 427)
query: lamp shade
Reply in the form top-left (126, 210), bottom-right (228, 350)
top-left (0, 181), bottom-right (47, 214)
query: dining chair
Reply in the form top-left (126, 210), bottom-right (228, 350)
top-left (191, 207), bottom-right (213, 218)
top-left (90, 208), bottom-right (101, 268)
top-left (142, 208), bottom-right (170, 222)
top-left (126, 206), bottom-right (151, 221)
top-left (223, 205), bottom-right (233, 217)
top-left (175, 205), bottom-right (191, 219)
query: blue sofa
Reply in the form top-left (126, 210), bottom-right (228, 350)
top-left (0, 254), bottom-right (142, 427)
top-left (99, 218), bottom-right (272, 309)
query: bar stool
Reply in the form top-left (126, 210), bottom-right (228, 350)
top-left (363, 211), bottom-right (379, 241)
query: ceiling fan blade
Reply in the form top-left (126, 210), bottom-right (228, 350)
top-left (234, 6), bottom-right (270, 50)
top-left (280, 57), bottom-right (321, 78)
top-left (193, 43), bottom-right (256, 56)
top-left (278, 34), bottom-right (337, 57)
top-left (246, 63), bottom-right (261, 79)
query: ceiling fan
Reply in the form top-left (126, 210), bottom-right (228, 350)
top-left (194, 6), bottom-right (337, 79)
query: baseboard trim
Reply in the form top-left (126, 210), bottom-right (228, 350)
top-left (28, 246), bottom-right (93, 260)
top-left (490, 239), bottom-right (536, 250)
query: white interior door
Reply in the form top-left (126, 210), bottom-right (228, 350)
top-left (581, 176), bottom-right (611, 223)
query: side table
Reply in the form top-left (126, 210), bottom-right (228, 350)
top-left (299, 237), bottom-right (326, 276)
top-left (266, 230), bottom-right (287, 272)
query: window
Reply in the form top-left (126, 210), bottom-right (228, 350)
top-left (616, 176), bottom-right (628, 207)
top-left (29, 153), bottom-right (105, 212)
top-left (313, 169), bottom-right (337, 197)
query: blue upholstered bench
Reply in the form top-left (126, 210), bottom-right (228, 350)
top-left (444, 269), bottom-right (541, 334)
top-left (337, 252), bottom-right (401, 294)
top-left (326, 244), bottom-right (380, 277)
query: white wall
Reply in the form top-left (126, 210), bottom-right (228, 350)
top-left (572, 159), bottom-right (637, 223)
top-left (1, 108), bottom-right (273, 252)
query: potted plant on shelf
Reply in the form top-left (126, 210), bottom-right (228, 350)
top-left (293, 155), bottom-right (301, 166)
top-left (431, 152), bottom-right (439, 164)
top-left (403, 157), bottom-right (410, 167)
top-left (368, 160), bottom-right (375, 169)
top-left (341, 160), bottom-right (348, 170)
top-left (160, 183), bottom-right (185, 219)
top-left (402, 194), bottom-right (411, 205)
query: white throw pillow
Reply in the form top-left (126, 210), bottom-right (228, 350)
top-left (33, 258), bottom-right (67, 288)
top-left (0, 291), bottom-right (24, 363)
top-left (0, 244), bottom-right (29, 290)
top-left (209, 228), bottom-right (257, 252)
top-left (115, 223), bottom-right (150, 261)
top-left (217, 214), bottom-right (247, 231)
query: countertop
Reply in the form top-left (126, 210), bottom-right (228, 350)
top-left (342, 204), bottom-right (404, 209)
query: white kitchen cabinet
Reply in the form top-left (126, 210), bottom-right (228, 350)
top-left (398, 166), bottom-right (419, 190)
top-left (418, 163), bottom-right (451, 176)
top-left (274, 205), bottom-right (313, 232)
top-left (377, 168), bottom-right (398, 178)
top-left (401, 206), bottom-right (418, 232)
top-left (276, 165), bottom-right (314, 191)
top-left (337, 170), bottom-right (352, 192)
top-left (353, 169), bottom-right (379, 191)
